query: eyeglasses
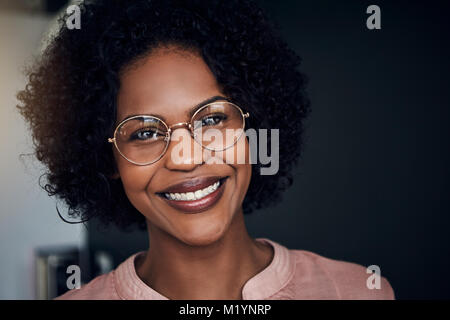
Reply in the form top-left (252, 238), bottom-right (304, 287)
top-left (108, 100), bottom-right (250, 165)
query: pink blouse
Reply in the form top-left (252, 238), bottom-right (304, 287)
top-left (55, 238), bottom-right (395, 300)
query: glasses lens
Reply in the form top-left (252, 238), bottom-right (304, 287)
top-left (115, 116), bottom-right (168, 164)
top-left (192, 102), bottom-right (245, 151)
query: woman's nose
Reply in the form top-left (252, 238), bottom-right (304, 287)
top-left (163, 127), bottom-right (204, 170)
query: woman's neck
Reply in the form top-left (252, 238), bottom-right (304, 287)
top-left (135, 211), bottom-right (273, 300)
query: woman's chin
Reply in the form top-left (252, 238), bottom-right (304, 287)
top-left (174, 223), bottom-right (230, 247)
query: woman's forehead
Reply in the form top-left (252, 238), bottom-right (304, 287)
top-left (116, 49), bottom-right (222, 123)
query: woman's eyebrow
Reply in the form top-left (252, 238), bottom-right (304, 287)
top-left (121, 95), bottom-right (229, 122)
top-left (187, 95), bottom-right (229, 118)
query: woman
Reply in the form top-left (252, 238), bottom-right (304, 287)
top-left (17, 0), bottom-right (394, 299)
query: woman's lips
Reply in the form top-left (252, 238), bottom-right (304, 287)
top-left (156, 177), bottom-right (228, 214)
top-left (157, 176), bottom-right (226, 193)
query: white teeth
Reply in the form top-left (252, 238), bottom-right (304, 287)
top-left (164, 179), bottom-right (222, 201)
top-left (186, 192), bottom-right (195, 200)
top-left (194, 190), bottom-right (202, 199)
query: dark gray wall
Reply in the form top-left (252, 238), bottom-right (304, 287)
top-left (88, 0), bottom-right (450, 299)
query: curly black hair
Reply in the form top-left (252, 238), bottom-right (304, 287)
top-left (16, 0), bottom-right (310, 231)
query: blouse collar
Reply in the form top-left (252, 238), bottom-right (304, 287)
top-left (114, 237), bottom-right (295, 300)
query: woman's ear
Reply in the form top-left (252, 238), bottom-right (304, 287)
top-left (109, 172), bottom-right (120, 180)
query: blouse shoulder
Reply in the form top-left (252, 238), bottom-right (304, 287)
top-left (290, 249), bottom-right (395, 300)
top-left (53, 270), bottom-right (120, 300)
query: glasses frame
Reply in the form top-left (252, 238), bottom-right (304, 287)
top-left (107, 100), bottom-right (250, 166)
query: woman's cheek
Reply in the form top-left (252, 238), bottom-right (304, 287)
top-left (116, 158), bottom-right (156, 193)
top-left (221, 133), bottom-right (251, 165)
top-left (226, 137), bottom-right (252, 201)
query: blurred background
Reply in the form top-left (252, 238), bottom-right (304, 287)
top-left (0, 0), bottom-right (449, 299)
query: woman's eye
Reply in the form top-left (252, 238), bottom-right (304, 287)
top-left (201, 114), bottom-right (227, 127)
top-left (130, 129), bottom-right (164, 141)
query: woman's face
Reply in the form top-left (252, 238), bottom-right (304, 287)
top-left (113, 46), bottom-right (252, 246)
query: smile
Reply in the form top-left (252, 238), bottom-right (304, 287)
top-left (164, 179), bottom-right (221, 201)
top-left (156, 176), bottom-right (228, 213)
